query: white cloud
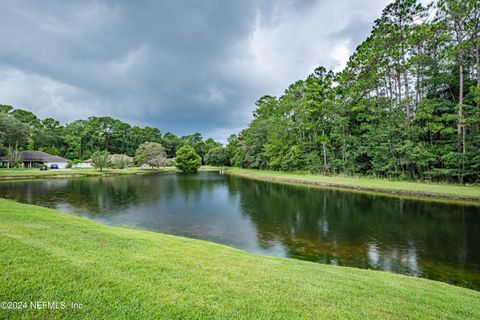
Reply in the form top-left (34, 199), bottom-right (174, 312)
top-left (0, 66), bottom-right (100, 122)
top-left (330, 42), bottom-right (351, 72)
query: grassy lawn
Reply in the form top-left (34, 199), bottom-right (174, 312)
top-left (0, 166), bottom-right (221, 180)
top-left (227, 168), bottom-right (480, 203)
top-left (0, 198), bottom-right (479, 319)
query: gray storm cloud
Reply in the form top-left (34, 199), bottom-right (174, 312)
top-left (0, 0), bottom-right (389, 142)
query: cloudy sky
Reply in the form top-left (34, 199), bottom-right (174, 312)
top-left (0, 0), bottom-right (391, 142)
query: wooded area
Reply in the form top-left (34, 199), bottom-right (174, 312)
top-left (1, 0), bottom-right (479, 182)
top-left (0, 105), bottom-right (224, 165)
top-left (228, 0), bottom-right (480, 182)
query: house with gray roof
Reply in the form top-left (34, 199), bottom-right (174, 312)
top-left (0, 151), bottom-right (70, 169)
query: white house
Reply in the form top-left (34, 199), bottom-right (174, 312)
top-left (72, 159), bottom-right (92, 168)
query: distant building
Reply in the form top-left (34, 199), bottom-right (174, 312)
top-left (72, 159), bottom-right (92, 168)
top-left (0, 151), bottom-right (70, 169)
top-left (108, 154), bottom-right (134, 164)
top-left (72, 154), bottom-right (134, 168)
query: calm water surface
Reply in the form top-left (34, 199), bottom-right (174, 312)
top-left (1, 172), bottom-right (479, 289)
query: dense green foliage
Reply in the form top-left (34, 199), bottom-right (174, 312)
top-left (0, 105), bottom-right (222, 165)
top-left (0, 112), bottom-right (30, 165)
top-left (134, 142), bottom-right (167, 168)
top-left (111, 154), bottom-right (131, 169)
top-left (1, 198), bottom-right (479, 319)
top-left (228, 0), bottom-right (480, 183)
top-left (176, 145), bottom-right (202, 173)
top-left (1, 0), bottom-right (478, 183)
top-left (181, 133), bottom-right (222, 164)
top-left (205, 147), bottom-right (230, 166)
top-left (91, 150), bottom-right (109, 171)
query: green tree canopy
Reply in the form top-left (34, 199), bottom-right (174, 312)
top-left (91, 150), bottom-right (109, 172)
top-left (175, 144), bottom-right (202, 173)
top-left (205, 147), bottom-right (230, 166)
top-left (135, 142), bottom-right (167, 168)
top-left (226, 0), bottom-right (480, 183)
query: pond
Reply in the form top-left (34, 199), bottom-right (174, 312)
top-left (0, 172), bottom-right (479, 290)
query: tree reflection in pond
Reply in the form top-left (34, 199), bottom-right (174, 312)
top-left (0, 172), bottom-right (478, 289)
top-left (227, 175), bottom-right (479, 288)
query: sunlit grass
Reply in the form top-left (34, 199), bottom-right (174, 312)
top-left (0, 198), bottom-right (479, 319)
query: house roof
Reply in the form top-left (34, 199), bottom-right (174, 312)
top-left (108, 154), bottom-right (133, 162)
top-left (81, 155), bottom-right (133, 164)
top-left (0, 151), bottom-right (69, 162)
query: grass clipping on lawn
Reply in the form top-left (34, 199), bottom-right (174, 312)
top-left (0, 198), bottom-right (479, 319)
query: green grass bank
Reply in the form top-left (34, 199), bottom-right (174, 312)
top-left (0, 166), bottom-right (221, 180)
top-left (0, 198), bottom-right (479, 319)
top-left (226, 168), bottom-right (480, 203)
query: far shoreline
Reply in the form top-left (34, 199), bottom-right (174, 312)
top-left (0, 166), bottom-right (221, 181)
top-left (225, 168), bottom-right (480, 205)
top-left (1, 166), bottom-right (479, 205)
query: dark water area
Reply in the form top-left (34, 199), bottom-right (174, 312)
top-left (0, 172), bottom-right (479, 290)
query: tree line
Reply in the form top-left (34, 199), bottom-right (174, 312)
top-left (0, 104), bottom-right (230, 167)
top-left (227, 0), bottom-right (479, 183)
top-left (1, 0), bottom-right (478, 182)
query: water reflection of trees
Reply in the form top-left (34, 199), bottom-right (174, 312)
top-left (174, 172), bottom-right (228, 202)
top-left (64, 175), bottom-right (176, 213)
top-left (0, 174), bottom-right (175, 213)
top-left (1, 173), bottom-right (479, 289)
top-left (228, 176), bottom-right (480, 288)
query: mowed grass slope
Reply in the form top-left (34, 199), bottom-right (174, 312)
top-left (0, 199), bottom-right (479, 319)
top-left (0, 167), bottom-right (173, 179)
top-left (0, 166), bottom-right (221, 180)
top-left (227, 168), bottom-right (480, 202)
